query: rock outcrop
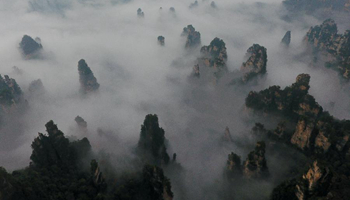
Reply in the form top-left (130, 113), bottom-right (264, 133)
top-left (78, 59), bottom-right (100, 94)
top-left (243, 141), bottom-right (269, 179)
top-left (158, 36), bottom-right (165, 46)
top-left (305, 19), bottom-right (350, 80)
top-left (182, 25), bottom-right (201, 48)
top-left (281, 31), bottom-right (291, 46)
top-left (137, 114), bottom-right (170, 166)
top-left (240, 44), bottom-right (267, 83)
top-left (19, 35), bottom-right (43, 59)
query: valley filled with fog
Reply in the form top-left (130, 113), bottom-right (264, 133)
top-left (0, 0), bottom-right (350, 200)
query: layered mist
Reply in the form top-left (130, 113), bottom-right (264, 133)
top-left (0, 0), bottom-right (350, 199)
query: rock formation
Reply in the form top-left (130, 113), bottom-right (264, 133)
top-left (281, 31), bottom-right (291, 46)
top-left (137, 114), bottom-right (170, 166)
top-left (290, 118), bottom-right (317, 151)
top-left (243, 141), bottom-right (269, 179)
top-left (246, 73), bottom-right (350, 156)
top-left (199, 37), bottom-right (227, 69)
top-left (296, 161), bottom-right (332, 199)
top-left (0, 120), bottom-right (174, 200)
top-left (226, 152), bottom-right (242, 180)
top-left (246, 74), bottom-right (350, 199)
top-left (90, 159), bottom-right (105, 188)
top-left (0, 167), bottom-right (25, 199)
top-left (271, 160), bottom-right (335, 200)
top-left (19, 35), bottom-right (43, 59)
top-left (75, 115), bottom-right (87, 128)
top-left (240, 44), bottom-right (267, 83)
top-left (158, 36), bottom-right (165, 46)
top-left (28, 79), bottom-right (45, 96)
top-left (137, 8), bottom-right (144, 17)
top-left (0, 75), bottom-right (23, 109)
top-left (192, 64), bottom-right (200, 78)
top-left (305, 19), bottom-right (350, 80)
top-left (189, 0), bottom-right (199, 9)
top-left (182, 25), bottom-right (201, 48)
top-left (78, 59), bottom-right (100, 94)
top-left (222, 126), bottom-right (233, 142)
top-left (195, 37), bottom-right (227, 80)
top-left (30, 120), bottom-right (91, 167)
top-left (142, 165), bottom-right (174, 200)
top-left (225, 141), bottom-right (269, 180)
top-left (245, 74), bottom-right (322, 120)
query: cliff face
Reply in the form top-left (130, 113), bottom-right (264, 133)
top-left (78, 59), bottom-right (100, 94)
top-left (305, 19), bottom-right (350, 80)
top-left (240, 44), bottom-right (267, 83)
top-left (182, 25), bottom-right (201, 48)
top-left (19, 35), bottom-right (43, 59)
